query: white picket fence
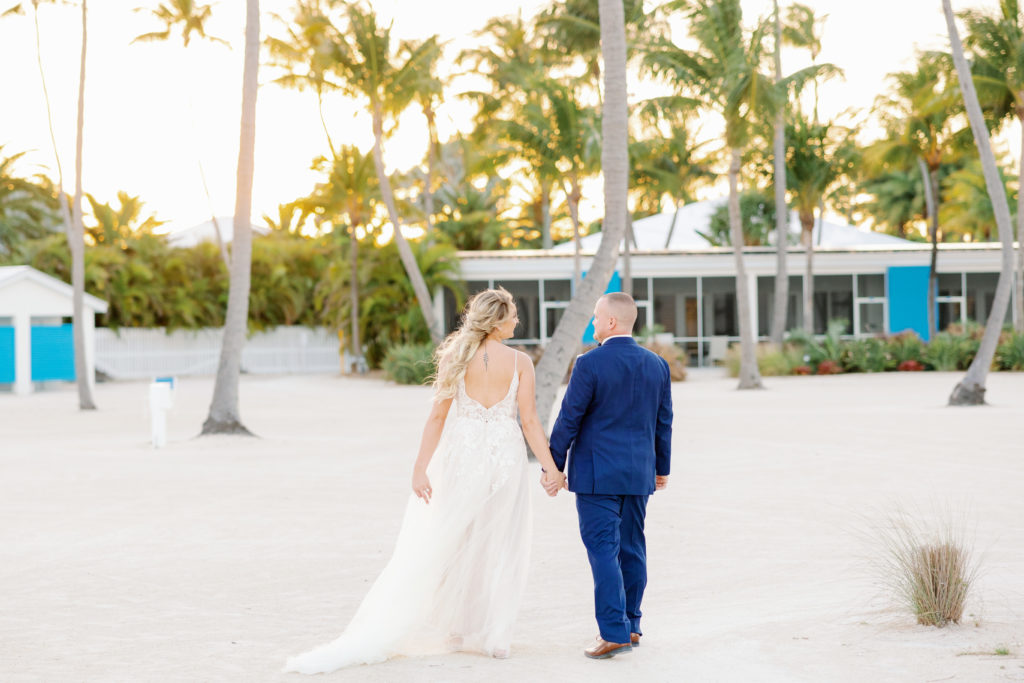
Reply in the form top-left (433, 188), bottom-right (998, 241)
top-left (95, 326), bottom-right (340, 380)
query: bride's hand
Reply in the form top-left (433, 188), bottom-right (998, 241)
top-left (412, 469), bottom-right (432, 504)
top-left (541, 470), bottom-right (566, 497)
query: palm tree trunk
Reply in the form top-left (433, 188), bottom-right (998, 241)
top-left (70, 0), bottom-right (95, 410)
top-left (349, 224), bottom-right (360, 361)
top-left (800, 210), bottom-right (815, 334)
top-left (535, 0), bottom-right (629, 427)
top-left (622, 210), bottom-right (633, 296)
top-left (729, 147), bottom-right (763, 389)
top-left (32, 3), bottom-right (72, 241)
top-left (943, 0), bottom-right (1016, 405)
top-left (424, 105), bottom-right (438, 233)
top-left (202, 0), bottom-right (259, 435)
top-left (541, 181), bottom-right (552, 249)
top-left (1015, 113), bottom-right (1024, 332)
top-left (371, 104), bottom-right (442, 345)
top-left (566, 178), bottom-right (583, 289)
top-left (917, 156), bottom-right (938, 338)
top-left (769, 0), bottom-right (789, 346)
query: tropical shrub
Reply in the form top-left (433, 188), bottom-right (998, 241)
top-left (885, 331), bottom-right (926, 366)
top-left (816, 359), bottom-right (843, 375)
top-left (788, 319), bottom-right (847, 370)
top-left (898, 360), bottom-right (925, 371)
top-left (792, 364), bottom-right (811, 375)
top-left (843, 337), bottom-right (891, 373)
top-left (381, 343), bottom-right (436, 386)
top-left (995, 330), bottom-right (1024, 371)
top-left (643, 341), bottom-right (688, 381)
top-left (924, 331), bottom-right (977, 371)
top-left (725, 343), bottom-right (804, 377)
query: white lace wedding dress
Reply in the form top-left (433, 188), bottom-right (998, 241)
top-left (284, 360), bottom-right (532, 674)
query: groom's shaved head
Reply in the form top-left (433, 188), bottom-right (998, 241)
top-left (600, 292), bottom-right (638, 329)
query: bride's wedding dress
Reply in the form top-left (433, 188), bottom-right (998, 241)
top-left (284, 359), bottom-right (532, 673)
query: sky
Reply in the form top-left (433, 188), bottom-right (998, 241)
top-left (0, 0), bottom-right (1019, 236)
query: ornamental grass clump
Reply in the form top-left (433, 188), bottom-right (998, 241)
top-left (382, 343), bottom-right (436, 386)
top-left (995, 330), bottom-right (1024, 370)
top-left (878, 509), bottom-right (978, 628)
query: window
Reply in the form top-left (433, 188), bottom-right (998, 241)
top-left (757, 275), bottom-right (802, 336)
top-left (444, 280), bottom-right (488, 333)
top-left (812, 275), bottom-right (853, 334)
top-left (854, 274), bottom-right (886, 336)
top-left (653, 277), bottom-right (698, 337)
top-left (937, 273), bottom-right (965, 331)
top-left (494, 280), bottom-right (540, 340)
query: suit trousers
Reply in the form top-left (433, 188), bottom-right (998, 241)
top-left (575, 493), bottom-right (649, 644)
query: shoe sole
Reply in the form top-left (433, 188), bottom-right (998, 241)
top-left (584, 644), bottom-right (633, 659)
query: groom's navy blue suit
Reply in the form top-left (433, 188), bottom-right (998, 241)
top-left (549, 336), bottom-right (673, 644)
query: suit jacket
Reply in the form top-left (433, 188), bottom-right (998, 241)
top-left (549, 336), bottom-right (673, 495)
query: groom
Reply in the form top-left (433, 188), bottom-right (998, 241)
top-left (546, 292), bottom-right (673, 659)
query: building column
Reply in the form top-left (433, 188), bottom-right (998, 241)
top-left (432, 287), bottom-right (445, 336)
top-left (747, 274), bottom-right (759, 340)
top-left (13, 312), bottom-right (31, 395)
top-left (84, 312), bottom-right (97, 396)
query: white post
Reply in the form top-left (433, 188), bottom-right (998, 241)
top-left (432, 287), bottom-right (445, 337)
top-left (748, 275), bottom-right (759, 340)
top-left (13, 313), bottom-right (31, 395)
top-left (84, 311), bottom-right (97, 396)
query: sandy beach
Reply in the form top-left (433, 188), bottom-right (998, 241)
top-left (1, 370), bottom-right (1023, 682)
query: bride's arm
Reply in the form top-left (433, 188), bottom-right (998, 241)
top-left (411, 396), bottom-right (453, 503)
top-left (515, 356), bottom-right (565, 481)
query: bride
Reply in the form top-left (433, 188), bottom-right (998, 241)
top-left (284, 288), bottom-right (566, 673)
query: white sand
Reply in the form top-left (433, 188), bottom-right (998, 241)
top-left (1, 370), bottom-right (1023, 682)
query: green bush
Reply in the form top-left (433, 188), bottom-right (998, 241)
top-left (843, 337), bottom-right (891, 373)
top-left (725, 343), bottom-right (804, 377)
top-left (995, 331), bottom-right (1024, 371)
top-left (886, 332), bottom-right (926, 366)
top-left (924, 332), bottom-right (977, 371)
top-left (382, 343), bottom-right (436, 386)
top-left (787, 319), bottom-right (847, 370)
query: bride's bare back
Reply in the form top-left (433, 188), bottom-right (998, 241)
top-left (462, 341), bottom-right (520, 410)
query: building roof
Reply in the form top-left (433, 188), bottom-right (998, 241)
top-left (0, 266), bottom-right (109, 313)
top-left (550, 198), bottom-right (913, 253)
top-left (156, 216), bottom-right (271, 249)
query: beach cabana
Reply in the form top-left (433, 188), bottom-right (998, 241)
top-left (0, 266), bottom-right (108, 395)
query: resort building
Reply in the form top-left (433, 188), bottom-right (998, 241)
top-left (443, 199), bottom-right (1014, 366)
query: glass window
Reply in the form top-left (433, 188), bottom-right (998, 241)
top-left (857, 274), bottom-right (885, 298)
top-left (938, 273), bottom-right (963, 297)
top-left (757, 275), bottom-right (802, 336)
top-left (813, 275), bottom-right (853, 335)
top-left (633, 307), bottom-right (650, 334)
top-left (965, 273), bottom-right (1007, 325)
top-left (653, 277), bottom-right (698, 337)
top-left (938, 301), bottom-right (962, 331)
top-left (629, 277), bottom-right (649, 301)
top-left (546, 307), bottom-right (565, 336)
top-left (858, 302), bottom-right (885, 335)
top-left (495, 280), bottom-right (540, 339)
top-left (544, 279), bottom-right (571, 302)
top-left (444, 280), bottom-right (488, 333)
top-left (702, 277), bottom-right (738, 336)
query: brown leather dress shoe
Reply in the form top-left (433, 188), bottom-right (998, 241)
top-left (630, 633), bottom-right (641, 647)
top-left (584, 637), bottom-right (633, 659)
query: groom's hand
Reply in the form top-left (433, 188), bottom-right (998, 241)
top-left (656, 475), bottom-right (668, 491)
top-left (540, 470), bottom-right (564, 497)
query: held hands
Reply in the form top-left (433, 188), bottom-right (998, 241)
top-left (412, 468), bottom-right (432, 504)
top-left (540, 469), bottom-right (567, 497)
top-left (656, 475), bottom-right (669, 491)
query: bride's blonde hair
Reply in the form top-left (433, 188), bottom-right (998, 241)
top-left (433, 287), bottom-right (516, 400)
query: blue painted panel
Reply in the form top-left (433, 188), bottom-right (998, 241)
top-left (888, 266), bottom-right (933, 341)
top-left (0, 326), bottom-right (14, 383)
top-left (582, 271), bottom-right (622, 345)
top-left (31, 324), bottom-right (76, 381)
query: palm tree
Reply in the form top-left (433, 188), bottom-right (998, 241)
top-left (943, 0), bottom-right (1017, 406)
top-left (267, 2), bottom-right (442, 343)
top-left (462, 15), bottom-right (561, 250)
top-left (532, 0), bottom-right (629, 425)
top-left (202, 0), bottom-right (259, 435)
top-left (84, 191), bottom-right (165, 247)
top-left (870, 51), bottom-right (966, 339)
top-left (644, 0), bottom-right (781, 389)
top-left (133, 0), bottom-right (230, 267)
top-left (409, 37), bottom-right (445, 234)
top-left (961, 0), bottom-right (1024, 331)
top-left (786, 112), bottom-right (856, 333)
top-left (69, 0), bottom-right (94, 410)
top-left (298, 145), bottom-right (379, 371)
top-left (0, 147), bottom-right (60, 252)
top-left (859, 167), bottom-right (927, 239)
top-left (939, 158), bottom-right (1017, 242)
top-left (769, 0), bottom-right (789, 346)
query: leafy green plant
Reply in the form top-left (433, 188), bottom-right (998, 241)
top-left (843, 337), bottom-right (891, 373)
top-left (885, 331), bottom-right (926, 366)
top-left (381, 343), bottom-right (436, 386)
top-left (995, 330), bottom-right (1024, 371)
top-left (725, 343), bottom-right (804, 377)
top-left (788, 318), bottom-right (848, 370)
top-left (924, 331), bottom-right (977, 371)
